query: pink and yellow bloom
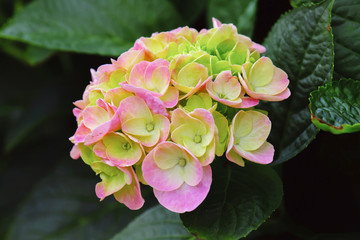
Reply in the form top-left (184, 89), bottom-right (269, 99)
top-left (70, 99), bottom-right (121, 145)
top-left (170, 108), bottom-right (215, 166)
top-left (239, 57), bottom-right (290, 101)
top-left (70, 17), bottom-right (290, 213)
top-left (206, 70), bottom-right (259, 108)
top-left (76, 144), bottom-right (144, 210)
top-left (133, 27), bottom-right (199, 60)
top-left (226, 110), bottom-right (274, 166)
top-left (93, 162), bottom-right (144, 210)
top-left (93, 132), bottom-right (143, 167)
top-left (142, 142), bottom-right (212, 213)
top-left (120, 59), bottom-right (179, 108)
top-left (119, 96), bottom-right (170, 148)
top-left (170, 54), bottom-right (212, 100)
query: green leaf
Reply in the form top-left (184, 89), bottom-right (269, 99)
top-left (171, 0), bottom-right (206, 25)
top-left (332, 0), bottom-right (360, 80)
top-left (208, 0), bottom-right (258, 37)
top-left (291, 0), bottom-right (360, 80)
top-left (310, 79), bottom-right (360, 134)
top-left (290, 0), bottom-right (323, 8)
top-left (5, 162), bottom-right (145, 240)
top-left (0, 0), bottom-right (183, 56)
top-left (262, 0), bottom-right (334, 164)
top-left (291, 0), bottom-right (360, 79)
top-left (0, 39), bottom-right (54, 66)
top-left (110, 205), bottom-right (194, 240)
top-left (4, 85), bottom-right (59, 153)
top-left (24, 45), bottom-right (54, 65)
top-left (180, 161), bottom-right (283, 240)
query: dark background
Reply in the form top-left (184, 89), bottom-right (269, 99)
top-left (1, 0), bottom-right (359, 239)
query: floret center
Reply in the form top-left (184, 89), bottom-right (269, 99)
top-left (146, 122), bottom-right (155, 132)
top-left (122, 142), bottom-right (131, 150)
top-left (178, 158), bottom-right (186, 167)
top-left (194, 135), bottom-right (202, 143)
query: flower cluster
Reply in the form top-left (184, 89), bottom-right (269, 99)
top-left (69, 18), bottom-right (290, 213)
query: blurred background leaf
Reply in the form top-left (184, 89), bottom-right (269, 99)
top-left (0, 0), bottom-right (184, 56)
top-left (171, 0), bottom-right (207, 26)
top-left (4, 160), bottom-right (155, 240)
top-left (0, 40), bottom-right (54, 66)
top-left (111, 205), bottom-right (194, 240)
top-left (208, 0), bottom-right (258, 37)
top-left (0, 0), bottom-right (55, 65)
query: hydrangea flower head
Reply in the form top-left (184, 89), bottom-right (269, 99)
top-left (70, 18), bottom-right (290, 213)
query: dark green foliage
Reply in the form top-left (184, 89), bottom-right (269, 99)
top-left (5, 162), bottom-right (148, 240)
top-left (180, 161), bottom-right (283, 240)
top-left (332, 0), bottom-right (360, 80)
top-left (262, 0), bottom-right (334, 164)
top-left (208, 0), bottom-right (258, 36)
top-left (111, 205), bottom-right (194, 240)
top-left (0, 0), bottom-right (183, 56)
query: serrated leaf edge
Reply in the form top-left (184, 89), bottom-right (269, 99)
top-left (309, 79), bottom-right (360, 134)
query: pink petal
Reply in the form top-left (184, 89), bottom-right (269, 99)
top-left (84, 115), bottom-right (121, 145)
top-left (212, 17), bottom-right (222, 28)
top-left (72, 123), bottom-right (91, 143)
top-left (118, 96), bottom-right (153, 123)
top-left (233, 110), bottom-right (271, 151)
top-left (254, 67), bottom-right (289, 96)
top-left (91, 64), bottom-right (117, 84)
top-left (225, 122), bottom-right (245, 167)
top-left (239, 63), bottom-right (290, 102)
top-left (250, 43), bottom-right (266, 54)
top-left (160, 86), bottom-right (179, 108)
top-left (211, 71), bottom-right (241, 100)
top-left (198, 138), bottom-right (216, 166)
top-left (72, 107), bottom-right (81, 119)
top-left (250, 86), bottom-right (291, 102)
top-left (177, 76), bottom-right (212, 100)
top-left (153, 142), bottom-right (185, 169)
top-left (70, 144), bottom-right (80, 159)
top-left (206, 87), bottom-right (243, 108)
top-left (142, 149), bottom-right (184, 191)
top-left (129, 61), bottom-right (149, 88)
top-left (235, 97), bottom-right (259, 108)
top-left (113, 167), bottom-right (145, 210)
top-left (144, 59), bottom-right (170, 94)
top-left (182, 155), bottom-right (203, 187)
top-left (114, 49), bottom-right (146, 71)
top-left (170, 108), bottom-right (193, 130)
top-left (131, 129), bottom-right (161, 147)
top-left (82, 106), bottom-right (109, 131)
top-left (120, 82), bottom-right (162, 98)
top-left (226, 147), bottom-right (245, 167)
top-left (154, 114), bottom-right (171, 144)
top-left (104, 87), bottom-right (134, 108)
top-left (93, 141), bottom-right (107, 159)
top-left (190, 108), bottom-right (215, 145)
top-left (154, 165), bottom-right (212, 213)
top-left (134, 90), bottom-right (169, 116)
top-left (95, 169), bottom-right (130, 200)
top-left (233, 141), bottom-right (274, 165)
top-left (73, 100), bottom-right (86, 110)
